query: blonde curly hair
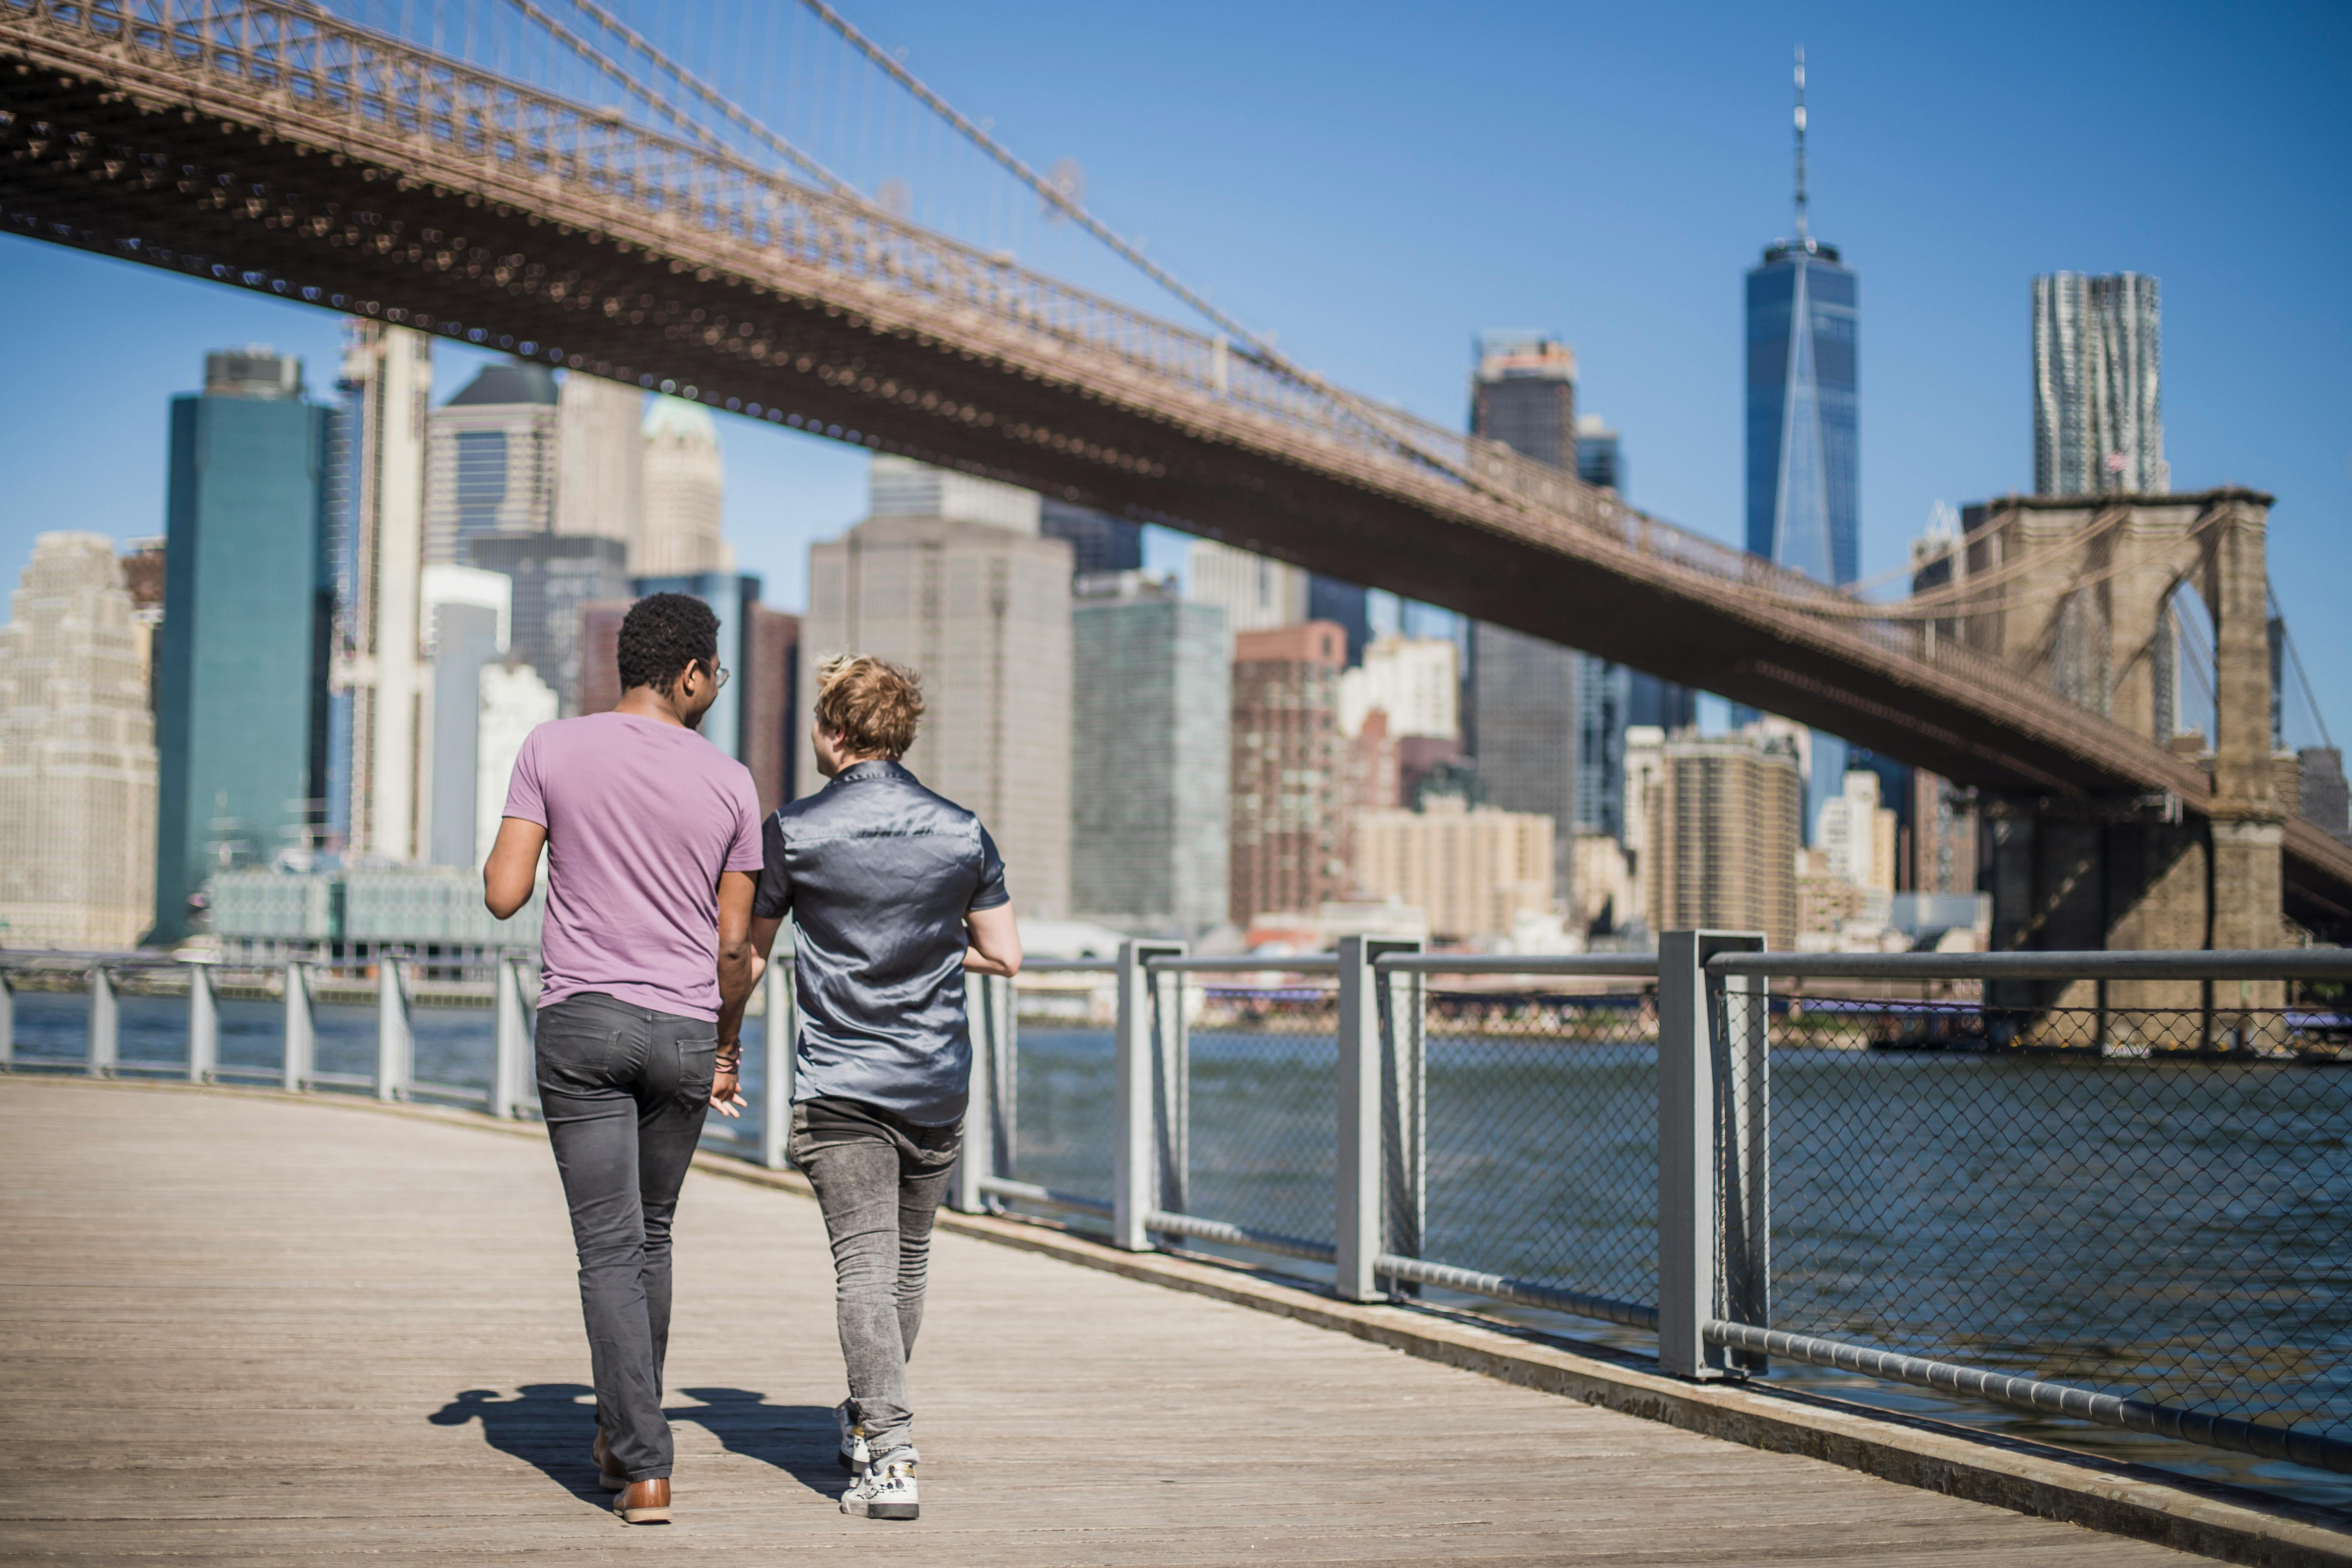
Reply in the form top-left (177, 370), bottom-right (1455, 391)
top-left (813, 654), bottom-right (924, 760)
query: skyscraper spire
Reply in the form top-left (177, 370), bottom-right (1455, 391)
top-left (1793, 46), bottom-right (1808, 242)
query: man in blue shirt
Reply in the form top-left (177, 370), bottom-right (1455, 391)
top-left (727, 654), bottom-right (1020, 1522)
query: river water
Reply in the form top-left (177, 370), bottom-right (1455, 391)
top-left (14, 990), bottom-right (2351, 1512)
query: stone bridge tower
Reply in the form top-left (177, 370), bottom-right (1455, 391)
top-left (1949, 487), bottom-right (2285, 1020)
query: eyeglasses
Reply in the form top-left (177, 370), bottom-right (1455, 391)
top-left (706, 662), bottom-right (731, 690)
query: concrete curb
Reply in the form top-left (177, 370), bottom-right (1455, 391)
top-left (17, 1074), bottom-right (2350, 1565)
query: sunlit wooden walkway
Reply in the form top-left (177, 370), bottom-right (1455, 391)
top-left (0, 1078), bottom-right (2197, 1565)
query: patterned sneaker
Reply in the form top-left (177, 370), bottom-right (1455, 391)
top-left (835, 1399), bottom-right (871, 1476)
top-left (840, 1458), bottom-right (918, 1521)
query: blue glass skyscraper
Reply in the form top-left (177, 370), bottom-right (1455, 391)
top-left (1745, 242), bottom-right (1857, 584)
top-left (154, 349), bottom-right (335, 941)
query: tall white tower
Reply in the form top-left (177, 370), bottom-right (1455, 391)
top-left (335, 320), bottom-right (433, 862)
top-left (637, 396), bottom-right (727, 575)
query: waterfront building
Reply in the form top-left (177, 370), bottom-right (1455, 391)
top-left (1815, 768), bottom-right (1899, 893)
top-left (332, 321), bottom-right (433, 861)
top-left (802, 503), bottom-right (1071, 918)
top-left (870, 453), bottom-right (1040, 532)
top-left (1228, 621), bottom-right (1347, 929)
top-left (1040, 498), bottom-right (1142, 577)
top-left (155, 348), bottom-right (335, 943)
top-left (1350, 795), bottom-right (1555, 944)
top-left (1340, 634), bottom-right (1459, 742)
top-left (637, 396), bottom-right (727, 575)
top-left (422, 360), bottom-right (558, 566)
top-left (1574, 413), bottom-right (1623, 492)
top-left (0, 534), bottom-right (158, 948)
top-left (420, 565), bottom-right (510, 868)
top-left (553, 372), bottom-right (644, 553)
top-left (1463, 623), bottom-right (1576, 902)
top-left (1188, 539), bottom-right (1309, 645)
top-left (1469, 331), bottom-right (1576, 469)
top-left (1912, 769), bottom-right (1980, 894)
top-left (1745, 193), bottom-right (1859, 584)
top-left (1071, 573), bottom-right (1229, 932)
top-left (1641, 731), bottom-right (1802, 949)
top-left (1307, 577), bottom-right (1371, 667)
top-left (474, 659), bottom-right (559, 868)
top-left (465, 534), bottom-right (630, 718)
top-left (2033, 272), bottom-right (2166, 497)
top-left (576, 600), bottom-right (628, 718)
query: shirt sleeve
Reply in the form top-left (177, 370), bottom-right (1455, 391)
top-left (968, 823), bottom-right (1010, 912)
top-left (752, 812), bottom-right (794, 920)
top-left (501, 726), bottom-right (548, 827)
top-left (724, 773), bottom-right (765, 874)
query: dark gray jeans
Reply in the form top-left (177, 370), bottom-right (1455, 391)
top-left (790, 1097), bottom-right (962, 1466)
top-left (535, 993), bottom-right (716, 1484)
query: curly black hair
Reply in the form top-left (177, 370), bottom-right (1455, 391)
top-left (615, 592), bottom-right (720, 696)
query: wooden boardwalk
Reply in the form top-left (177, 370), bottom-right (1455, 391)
top-left (0, 1078), bottom-right (2198, 1565)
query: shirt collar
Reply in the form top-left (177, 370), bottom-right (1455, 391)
top-left (829, 759), bottom-right (910, 787)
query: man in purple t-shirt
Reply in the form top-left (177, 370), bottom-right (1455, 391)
top-left (483, 593), bottom-right (764, 1527)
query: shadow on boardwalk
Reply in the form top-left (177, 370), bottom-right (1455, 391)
top-left (427, 1384), bottom-right (839, 1506)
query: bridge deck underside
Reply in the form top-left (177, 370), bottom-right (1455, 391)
top-left (4, 23), bottom-right (2349, 929)
top-left (0, 1078), bottom-right (2197, 1564)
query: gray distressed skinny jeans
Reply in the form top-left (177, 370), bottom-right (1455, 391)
top-left (535, 993), bottom-right (716, 1484)
top-left (790, 1097), bottom-right (962, 1466)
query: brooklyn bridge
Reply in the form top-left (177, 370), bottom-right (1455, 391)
top-left (4, 0), bottom-right (2347, 944)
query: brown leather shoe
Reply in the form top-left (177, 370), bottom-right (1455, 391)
top-left (590, 1431), bottom-right (625, 1492)
top-left (613, 1477), bottom-right (671, 1524)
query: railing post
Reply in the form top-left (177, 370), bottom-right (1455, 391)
top-left (282, 961), bottom-right (313, 1092)
top-left (1657, 930), bottom-right (1763, 1379)
top-left (1113, 939), bottom-right (1185, 1251)
top-left (1720, 959), bottom-right (1771, 1372)
top-left (376, 956), bottom-right (412, 1102)
top-left (1337, 936), bottom-right (1419, 1302)
top-left (1, 967), bottom-right (17, 1071)
top-left (491, 955), bottom-right (530, 1120)
top-left (952, 971), bottom-right (1006, 1213)
top-left (187, 960), bottom-right (219, 1084)
top-left (1380, 945), bottom-right (1428, 1277)
top-left (761, 953), bottom-right (794, 1171)
top-left (87, 964), bottom-right (118, 1078)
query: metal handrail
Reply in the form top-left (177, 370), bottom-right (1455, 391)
top-left (1376, 953), bottom-right (1660, 977)
top-left (1145, 955), bottom-right (1342, 975)
top-left (1708, 948), bottom-right (2352, 982)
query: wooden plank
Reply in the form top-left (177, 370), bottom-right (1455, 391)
top-left (0, 1080), bottom-right (2196, 1564)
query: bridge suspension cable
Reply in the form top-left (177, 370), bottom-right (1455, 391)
top-left (493, 0), bottom-right (849, 194)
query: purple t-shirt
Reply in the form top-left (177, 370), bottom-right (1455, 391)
top-left (503, 712), bottom-right (764, 1021)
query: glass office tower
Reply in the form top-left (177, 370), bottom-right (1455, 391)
top-left (154, 349), bottom-right (335, 941)
top-left (1745, 237), bottom-right (1859, 586)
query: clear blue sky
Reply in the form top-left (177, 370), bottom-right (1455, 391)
top-left (4, 0), bottom-right (2346, 744)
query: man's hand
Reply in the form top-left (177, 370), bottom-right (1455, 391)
top-left (711, 1043), bottom-right (746, 1117)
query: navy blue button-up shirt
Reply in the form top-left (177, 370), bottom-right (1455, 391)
top-left (753, 760), bottom-right (1009, 1125)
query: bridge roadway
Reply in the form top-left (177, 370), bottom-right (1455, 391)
top-left (4, 0), bottom-right (2349, 929)
top-left (0, 1078), bottom-right (2200, 1566)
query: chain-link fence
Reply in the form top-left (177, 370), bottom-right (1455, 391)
top-left (1179, 976), bottom-right (1339, 1251)
top-left (1411, 984), bottom-right (1660, 1320)
top-left (1762, 994), bottom-right (2352, 1449)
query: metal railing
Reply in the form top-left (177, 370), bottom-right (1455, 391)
top-left (948, 937), bottom-right (2352, 1483)
top-left (0, 949), bottom-right (796, 1144)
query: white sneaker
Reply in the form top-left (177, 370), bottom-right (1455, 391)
top-left (840, 1458), bottom-right (918, 1521)
top-left (835, 1400), bottom-right (870, 1476)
